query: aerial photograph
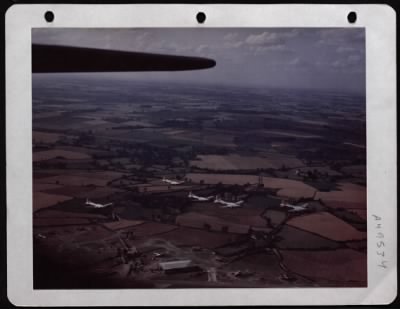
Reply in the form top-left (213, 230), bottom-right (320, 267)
top-left (32, 28), bottom-right (367, 289)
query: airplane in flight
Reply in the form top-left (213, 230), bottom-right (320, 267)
top-left (36, 233), bottom-right (47, 239)
top-left (280, 200), bottom-right (309, 212)
top-left (188, 191), bottom-right (214, 202)
top-left (162, 177), bottom-right (185, 185)
top-left (85, 198), bottom-right (113, 209)
top-left (214, 197), bottom-right (244, 208)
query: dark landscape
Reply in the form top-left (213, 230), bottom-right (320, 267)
top-left (32, 75), bottom-right (367, 289)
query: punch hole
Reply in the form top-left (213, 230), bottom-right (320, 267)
top-left (196, 12), bottom-right (206, 24)
top-left (347, 11), bottom-right (357, 24)
top-left (44, 11), bottom-right (55, 23)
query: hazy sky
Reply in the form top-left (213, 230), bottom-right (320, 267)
top-left (33, 28), bottom-right (365, 94)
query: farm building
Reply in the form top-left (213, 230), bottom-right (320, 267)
top-left (158, 260), bottom-right (201, 274)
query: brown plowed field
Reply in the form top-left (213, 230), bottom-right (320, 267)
top-left (125, 222), bottom-right (178, 238)
top-left (157, 227), bottom-right (236, 249)
top-left (35, 210), bottom-right (107, 220)
top-left (102, 219), bottom-right (145, 231)
top-left (33, 216), bottom-right (91, 227)
top-left (176, 212), bottom-right (270, 234)
top-left (315, 182), bottom-right (366, 207)
top-left (286, 212), bottom-right (367, 241)
top-left (281, 249), bottom-right (367, 285)
top-left (33, 191), bottom-right (72, 211)
top-left (33, 149), bottom-right (91, 162)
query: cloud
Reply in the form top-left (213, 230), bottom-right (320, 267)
top-left (286, 57), bottom-right (312, 70)
top-left (288, 57), bottom-right (300, 65)
top-left (32, 29), bottom-right (151, 52)
top-left (336, 46), bottom-right (356, 53)
top-left (330, 54), bottom-right (364, 73)
top-left (317, 29), bottom-right (365, 47)
top-left (245, 29), bottom-right (299, 45)
top-left (331, 60), bottom-right (346, 68)
top-left (224, 40), bottom-right (244, 49)
top-left (32, 28), bottom-right (366, 93)
top-left (251, 44), bottom-right (287, 55)
top-left (241, 30), bottom-right (298, 55)
top-left (245, 32), bottom-right (280, 45)
top-left (223, 32), bottom-right (239, 41)
top-left (347, 54), bottom-right (361, 63)
top-left (195, 44), bottom-right (210, 55)
top-left (222, 32), bottom-right (244, 49)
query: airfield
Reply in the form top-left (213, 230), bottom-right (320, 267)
top-left (32, 77), bottom-right (367, 288)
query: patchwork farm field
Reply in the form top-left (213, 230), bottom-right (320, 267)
top-left (34, 216), bottom-right (91, 227)
top-left (33, 149), bottom-right (91, 162)
top-left (276, 225), bottom-right (341, 250)
top-left (157, 227), bottom-right (237, 249)
top-left (221, 252), bottom-right (283, 282)
top-left (315, 182), bottom-right (366, 202)
top-left (33, 183), bottom-right (64, 192)
top-left (32, 76), bottom-right (367, 289)
top-left (33, 191), bottom-right (73, 211)
top-left (281, 249), bottom-right (367, 284)
top-left (35, 209), bottom-right (107, 220)
top-left (41, 185), bottom-right (97, 197)
top-left (176, 212), bottom-right (271, 235)
top-left (188, 204), bottom-right (265, 219)
top-left (102, 219), bottom-right (145, 231)
top-left (286, 212), bottom-right (367, 241)
top-left (35, 171), bottom-right (126, 187)
top-left (123, 222), bottom-right (178, 238)
top-left (33, 131), bottom-right (63, 143)
top-left (190, 153), bottom-right (303, 170)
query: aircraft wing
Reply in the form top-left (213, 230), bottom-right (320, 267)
top-left (32, 44), bottom-right (216, 73)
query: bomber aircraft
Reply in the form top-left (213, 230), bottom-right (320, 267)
top-left (280, 200), bottom-right (309, 212)
top-left (162, 177), bottom-right (185, 185)
top-left (85, 198), bottom-right (113, 209)
top-left (214, 197), bottom-right (244, 208)
top-left (188, 191), bottom-right (214, 201)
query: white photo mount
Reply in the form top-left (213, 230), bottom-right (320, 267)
top-left (6, 4), bottom-right (397, 306)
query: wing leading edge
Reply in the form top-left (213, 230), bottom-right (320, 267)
top-left (32, 44), bottom-right (216, 73)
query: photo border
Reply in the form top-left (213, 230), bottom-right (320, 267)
top-left (6, 4), bottom-right (397, 306)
